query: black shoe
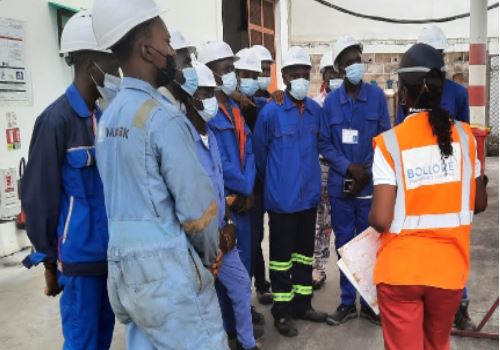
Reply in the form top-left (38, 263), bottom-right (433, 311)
top-left (274, 317), bottom-right (298, 337)
top-left (257, 290), bottom-right (273, 305)
top-left (251, 306), bottom-right (265, 326)
top-left (294, 307), bottom-right (327, 322)
top-left (326, 304), bottom-right (357, 326)
top-left (360, 305), bottom-right (381, 325)
top-left (454, 300), bottom-right (476, 330)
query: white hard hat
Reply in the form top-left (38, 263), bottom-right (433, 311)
top-left (168, 28), bottom-right (195, 53)
top-left (234, 48), bottom-right (262, 73)
top-left (60, 10), bottom-right (108, 54)
top-left (251, 45), bottom-right (273, 63)
top-left (418, 25), bottom-right (447, 51)
top-left (282, 46), bottom-right (311, 69)
top-left (92, 0), bottom-right (160, 49)
top-left (332, 35), bottom-right (363, 69)
top-left (319, 50), bottom-right (334, 73)
top-left (193, 61), bottom-right (216, 87)
top-left (197, 41), bottom-right (238, 65)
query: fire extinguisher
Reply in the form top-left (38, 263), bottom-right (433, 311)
top-left (16, 157), bottom-right (26, 229)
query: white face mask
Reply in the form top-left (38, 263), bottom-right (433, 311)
top-left (257, 76), bottom-right (271, 90)
top-left (289, 78), bottom-right (310, 101)
top-left (92, 63), bottom-right (121, 105)
top-left (196, 96), bottom-right (218, 122)
top-left (99, 73), bottom-right (121, 101)
top-left (329, 78), bottom-right (343, 92)
top-left (220, 71), bottom-right (237, 96)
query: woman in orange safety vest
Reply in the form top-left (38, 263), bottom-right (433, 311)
top-left (369, 43), bottom-right (488, 350)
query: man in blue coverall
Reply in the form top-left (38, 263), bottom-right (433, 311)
top-left (396, 25), bottom-right (474, 331)
top-left (184, 61), bottom-right (261, 350)
top-left (247, 45), bottom-right (274, 306)
top-left (21, 11), bottom-right (119, 349)
top-left (198, 41), bottom-right (265, 327)
top-left (92, 0), bottom-right (227, 348)
top-left (253, 46), bottom-right (328, 338)
top-left (394, 25), bottom-right (470, 126)
top-left (319, 36), bottom-right (391, 327)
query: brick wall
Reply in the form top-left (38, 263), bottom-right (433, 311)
top-left (309, 51), bottom-right (470, 96)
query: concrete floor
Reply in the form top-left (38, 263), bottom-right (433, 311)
top-left (0, 158), bottom-right (498, 350)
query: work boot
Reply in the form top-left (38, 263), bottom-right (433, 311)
top-left (257, 288), bottom-right (273, 305)
top-left (326, 304), bottom-right (357, 326)
top-left (454, 300), bottom-right (476, 330)
top-left (360, 305), bottom-right (381, 325)
top-left (274, 317), bottom-right (299, 337)
top-left (293, 307), bottom-right (328, 322)
top-left (256, 281), bottom-right (273, 305)
top-left (251, 306), bottom-right (265, 326)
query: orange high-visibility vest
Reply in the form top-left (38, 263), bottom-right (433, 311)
top-left (373, 112), bottom-right (477, 290)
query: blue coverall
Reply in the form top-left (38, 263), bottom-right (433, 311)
top-left (22, 84), bottom-right (115, 350)
top-left (208, 97), bottom-right (256, 276)
top-left (95, 77), bottom-right (227, 350)
top-left (253, 92), bottom-right (322, 319)
top-left (188, 122), bottom-right (256, 350)
top-left (320, 82), bottom-right (391, 307)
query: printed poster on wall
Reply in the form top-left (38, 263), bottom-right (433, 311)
top-left (0, 17), bottom-right (31, 104)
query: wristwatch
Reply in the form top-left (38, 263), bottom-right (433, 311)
top-left (225, 218), bottom-right (236, 227)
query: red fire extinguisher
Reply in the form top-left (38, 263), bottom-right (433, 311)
top-left (16, 157), bottom-right (26, 229)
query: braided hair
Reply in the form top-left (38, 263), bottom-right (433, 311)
top-left (401, 70), bottom-right (453, 159)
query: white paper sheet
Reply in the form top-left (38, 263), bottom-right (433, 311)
top-left (337, 227), bottom-right (381, 314)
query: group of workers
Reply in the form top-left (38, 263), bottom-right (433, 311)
top-left (19, 0), bottom-right (488, 349)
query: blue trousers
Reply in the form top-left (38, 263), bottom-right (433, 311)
top-left (215, 249), bottom-right (255, 349)
top-left (233, 211), bottom-right (252, 277)
top-left (58, 274), bottom-right (115, 350)
top-left (330, 196), bottom-right (371, 307)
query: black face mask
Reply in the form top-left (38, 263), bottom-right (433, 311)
top-left (157, 54), bottom-right (177, 87)
top-left (149, 46), bottom-right (177, 87)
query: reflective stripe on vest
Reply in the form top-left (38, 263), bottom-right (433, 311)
top-left (382, 121), bottom-right (473, 234)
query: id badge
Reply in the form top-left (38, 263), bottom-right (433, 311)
top-left (342, 129), bottom-right (359, 144)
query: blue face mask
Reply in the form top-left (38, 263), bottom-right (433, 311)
top-left (345, 63), bottom-right (364, 85)
top-left (239, 78), bottom-right (259, 97)
top-left (180, 67), bottom-right (199, 96)
top-left (329, 78), bottom-right (343, 91)
top-left (220, 71), bottom-right (237, 96)
top-left (289, 78), bottom-right (310, 101)
top-left (257, 76), bottom-right (271, 90)
top-left (196, 96), bottom-right (218, 122)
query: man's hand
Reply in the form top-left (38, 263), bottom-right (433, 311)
top-left (219, 223), bottom-right (236, 254)
top-left (270, 90), bottom-right (285, 105)
top-left (210, 250), bottom-right (224, 278)
top-left (231, 91), bottom-right (256, 109)
top-left (43, 263), bottom-right (61, 297)
top-left (347, 163), bottom-right (366, 183)
top-left (226, 194), bottom-right (246, 212)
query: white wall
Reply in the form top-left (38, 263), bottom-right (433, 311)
top-left (290, 0), bottom-right (499, 53)
top-left (159, 0), bottom-right (223, 46)
top-left (0, 0), bottom-right (72, 170)
top-left (0, 0), bottom-right (73, 255)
